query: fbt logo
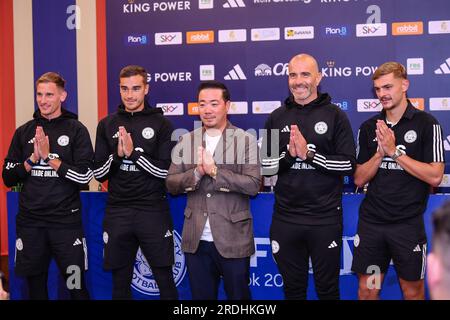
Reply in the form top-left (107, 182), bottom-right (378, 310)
top-left (198, 0), bottom-right (214, 9)
top-left (357, 99), bottom-right (382, 112)
top-left (125, 34), bottom-right (148, 45)
top-left (407, 58), bottom-right (423, 75)
top-left (199, 65), bottom-right (215, 81)
top-left (148, 71), bottom-right (192, 82)
top-left (356, 23), bottom-right (387, 37)
top-left (254, 63), bottom-right (288, 77)
top-left (323, 26), bottom-right (349, 37)
top-left (123, 1), bottom-right (191, 13)
top-left (154, 32), bottom-right (182, 45)
top-left (156, 103), bottom-right (184, 116)
top-left (392, 22), bottom-right (423, 35)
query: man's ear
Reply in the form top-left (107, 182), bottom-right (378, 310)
top-left (144, 84), bottom-right (149, 95)
top-left (225, 100), bottom-right (231, 112)
top-left (60, 90), bottom-right (68, 102)
top-left (401, 78), bottom-right (410, 93)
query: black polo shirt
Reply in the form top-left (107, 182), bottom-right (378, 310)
top-left (357, 101), bottom-right (445, 223)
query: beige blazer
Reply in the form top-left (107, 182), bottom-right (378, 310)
top-left (166, 122), bottom-right (261, 258)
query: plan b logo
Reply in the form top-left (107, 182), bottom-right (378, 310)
top-left (357, 99), bottom-right (382, 112)
top-left (125, 34), bottom-right (148, 45)
top-left (323, 25), bottom-right (349, 37)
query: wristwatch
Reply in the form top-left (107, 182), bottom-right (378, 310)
top-left (391, 148), bottom-right (405, 161)
top-left (210, 166), bottom-right (218, 179)
top-left (43, 153), bottom-right (59, 164)
top-left (306, 150), bottom-right (316, 162)
top-left (26, 155), bottom-right (39, 167)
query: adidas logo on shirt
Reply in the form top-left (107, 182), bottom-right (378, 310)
top-left (434, 57), bottom-right (450, 74)
top-left (164, 230), bottom-right (173, 238)
top-left (223, 0), bottom-right (246, 8)
top-left (224, 64), bottom-right (247, 80)
top-left (28, 138), bottom-right (35, 144)
top-left (112, 131), bottom-right (119, 139)
top-left (413, 244), bottom-right (421, 252)
top-left (73, 238), bottom-right (82, 246)
top-left (328, 241), bottom-right (338, 249)
top-left (281, 125), bottom-right (290, 133)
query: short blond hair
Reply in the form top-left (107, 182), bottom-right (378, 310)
top-left (373, 62), bottom-right (407, 81)
top-left (36, 72), bottom-right (66, 89)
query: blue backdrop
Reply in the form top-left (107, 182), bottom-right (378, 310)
top-left (7, 192), bottom-right (450, 300)
top-left (105, 0), bottom-right (450, 192)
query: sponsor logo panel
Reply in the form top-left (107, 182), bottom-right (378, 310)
top-left (392, 22), bottom-right (423, 35)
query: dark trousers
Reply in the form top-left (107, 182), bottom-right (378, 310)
top-left (185, 241), bottom-right (251, 300)
top-left (270, 218), bottom-right (342, 300)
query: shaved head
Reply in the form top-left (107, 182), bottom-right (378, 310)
top-left (288, 54), bottom-right (320, 74)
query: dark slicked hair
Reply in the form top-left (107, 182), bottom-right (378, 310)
top-left (119, 65), bottom-right (148, 83)
top-left (197, 81), bottom-right (230, 102)
top-left (36, 72), bottom-right (66, 89)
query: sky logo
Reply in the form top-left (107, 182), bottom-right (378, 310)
top-left (125, 35), bottom-right (148, 45)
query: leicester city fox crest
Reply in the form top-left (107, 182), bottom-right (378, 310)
top-left (131, 230), bottom-right (186, 295)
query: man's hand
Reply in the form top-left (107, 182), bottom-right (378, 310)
top-left (0, 274), bottom-right (9, 300)
top-left (375, 129), bottom-right (386, 158)
top-left (35, 126), bottom-right (50, 159)
top-left (202, 148), bottom-right (216, 176)
top-left (376, 120), bottom-right (396, 157)
top-left (33, 136), bottom-right (40, 163)
top-left (119, 126), bottom-right (134, 157)
top-left (117, 127), bottom-right (124, 158)
top-left (290, 125), bottom-right (308, 160)
top-left (196, 146), bottom-right (206, 177)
